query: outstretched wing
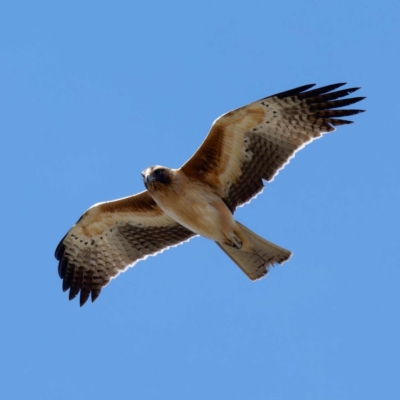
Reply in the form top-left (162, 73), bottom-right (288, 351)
top-left (55, 191), bottom-right (196, 306)
top-left (181, 83), bottom-right (365, 212)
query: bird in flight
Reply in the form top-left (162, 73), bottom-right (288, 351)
top-left (55, 83), bottom-right (365, 306)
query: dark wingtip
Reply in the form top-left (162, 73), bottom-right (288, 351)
top-left (69, 287), bottom-right (79, 301)
top-left (336, 87), bottom-right (359, 95)
top-left (328, 119), bottom-right (354, 127)
top-left (55, 234), bottom-right (67, 260)
top-left (350, 96), bottom-right (366, 103)
top-left (273, 83), bottom-right (316, 99)
top-left (272, 82), bottom-right (357, 101)
top-left (62, 278), bottom-right (71, 292)
top-left (58, 258), bottom-right (69, 279)
top-left (91, 289), bottom-right (101, 303)
top-left (327, 82), bottom-right (347, 90)
top-left (350, 109), bottom-right (366, 114)
top-left (297, 83), bottom-right (348, 99)
top-left (68, 268), bottom-right (83, 301)
top-left (80, 290), bottom-right (90, 307)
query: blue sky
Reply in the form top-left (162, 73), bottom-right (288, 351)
top-left (1, 1), bottom-right (399, 399)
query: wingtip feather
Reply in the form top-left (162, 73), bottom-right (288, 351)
top-left (91, 289), bottom-right (101, 303)
top-left (54, 234), bottom-right (67, 260)
top-left (80, 290), bottom-right (90, 307)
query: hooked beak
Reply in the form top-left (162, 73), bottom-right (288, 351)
top-left (141, 171), bottom-right (155, 184)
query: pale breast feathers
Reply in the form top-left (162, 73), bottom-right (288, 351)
top-left (181, 83), bottom-right (365, 212)
top-left (55, 191), bottom-right (196, 306)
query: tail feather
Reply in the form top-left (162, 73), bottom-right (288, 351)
top-left (216, 221), bottom-right (292, 280)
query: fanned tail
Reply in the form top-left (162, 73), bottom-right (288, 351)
top-left (216, 221), bottom-right (291, 280)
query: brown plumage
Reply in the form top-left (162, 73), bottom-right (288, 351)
top-left (55, 83), bottom-right (365, 306)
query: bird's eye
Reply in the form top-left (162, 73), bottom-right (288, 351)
top-left (154, 169), bottom-right (163, 177)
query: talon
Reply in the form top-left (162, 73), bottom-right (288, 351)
top-left (229, 234), bottom-right (242, 249)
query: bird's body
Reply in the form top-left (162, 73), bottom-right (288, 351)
top-left (142, 166), bottom-right (239, 245)
top-left (55, 83), bottom-right (365, 306)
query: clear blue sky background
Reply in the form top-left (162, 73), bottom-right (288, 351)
top-left (1, 1), bottom-right (399, 399)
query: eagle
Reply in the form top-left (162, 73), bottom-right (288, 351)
top-left (55, 83), bottom-right (365, 306)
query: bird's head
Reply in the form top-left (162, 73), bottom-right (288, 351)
top-left (142, 166), bottom-right (173, 190)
